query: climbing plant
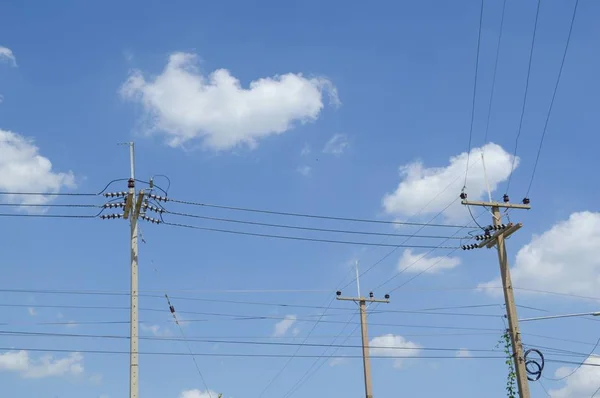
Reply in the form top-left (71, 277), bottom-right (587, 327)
top-left (496, 330), bottom-right (516, 398)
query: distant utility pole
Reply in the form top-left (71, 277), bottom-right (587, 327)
top-left (461, 194), bottom-right (531, 398)
top-left (336, 263), bottom-right (390, 398)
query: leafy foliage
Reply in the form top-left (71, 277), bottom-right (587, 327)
top-left (496, 330), bottom-right (516, 398)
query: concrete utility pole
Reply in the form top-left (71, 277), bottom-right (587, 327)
top-left (336, 264), bottom-right (390, 398)
top-left (122, 142), bottom-right (144, 398)
top-left (461, 196), bottom-right (531, 398)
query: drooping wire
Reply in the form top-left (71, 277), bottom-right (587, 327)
top-left (463, 0), bottom-right (485, 189)
top-left (166, 197), bottom-right (471, 229)
top-left (526, 0), bottom-right (580, 197)
top-left (524, 348), bottom-right (544, 381)
top-left (164, 209), bottom-right (469, 240)
top-left (541, 335), bottom-right (600, 381)
top-left (160, 221), bottom-right (459, 249)
top-left (505, 0), bottom-right (542, 195)
top-left (165, 294), bottom-right (213, 398)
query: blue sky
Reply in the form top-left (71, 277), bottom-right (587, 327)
top-left (1, 0), bottom-right (599, 397)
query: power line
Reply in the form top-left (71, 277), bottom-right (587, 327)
top-left (0, 346), bottom-right (510, 360)
top-left (164, 209), bottom-right (469, 240)
top-left (0, 203), bottom-right (99, 208)
top-left (0, 330), bottom-right (504, 353)
top-left (463, 0), bottom-right (485, 188)
top-left (505, 0), bottom-right (542, 194)
top-left (165, 197), bottom-right (471, 229)
top-left (160, 221), bottom-right (459, 249)
top-left (0, 213), bottom-right (99, 219)
top-left (526, 0), bottom-right (580, 197)
top-left (482, 0), bottom-right (507, 146)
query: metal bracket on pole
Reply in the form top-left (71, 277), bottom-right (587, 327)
top-left (123, 192), bottom-right (134, 220)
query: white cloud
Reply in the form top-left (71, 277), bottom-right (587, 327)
top-left (548, 355), bottom-right (600, 397)
top-left (27, 307), bottom-right (36, 316)
top-left (382, 143), bottom-right (517, 222)
top-left (297, 165), bottom-right (311, 177)
top-left (120, 52), bottom-right (339, 151)
top-left (300, 143), bottom-right (311, 156)
top-left (180, 389), bottom-right (220, 398)
top-left (89, 373), bottom-right (103, 384)
top-left (0, 47), bottom-right (16, 67)
top-left (0, 350), bottom-right (84, 378)
top-left (397, 249), bottom-right (461, 274)
top-left (329, 357), bottom-right (347, 367)
top-left (141, 323), bottom-right (172, 337)
top-left (478, 212), bottom-right (600, 298)
top-left (369, 334), bottom-right (421, 369)
top-left (273, 314), bottom-right (297, 337)
top-left (455, 349), bottom-right (472, 358)
top-left (0, 129), bottom-right (76, 206)
top-left (322, 133), bottom-right (349, 156)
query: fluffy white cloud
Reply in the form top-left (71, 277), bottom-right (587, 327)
top-left (141, 323), bottom-right (172, 337)
top-left (549, 355), bottom-right (600, 397)
top-left (397, 249), bottom-right (461, 274)
top-left (369, 334), bottom-right (421, 369)
top-left (382, 143), bottom-right (517, 222)
top-left (455, 349), bottom-right (472, 358)
top-left (0, 350), bottom-right (84, 378)
top-left (322, 133), bottom-right (349, 156)
top-left (121, 52), bottom-right (339, 151)
top-left (297, 165), bottom-right (311, 177)
top-left (0, 46), bottom-right (16, 67)
top-left (0, 129), bottom-right (76, 206)
top-left (273, 314), bottom-right (297, 337)
top-left (478, 212), bottom-right (600, 297)
top-left (180, 389), bottom-right (220, 398)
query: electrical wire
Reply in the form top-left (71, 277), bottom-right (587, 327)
top-left (482, 0), bottom-right (507, 146)
top-left (541, 336), bottom-right (600, 381)
top-left (505, 0), bottom-right (542, 194)
top-left (164, 209), bottom-right (469, 240)
top-left (0, 329), bottom-right (504, 353)
top-left (0, 302), bottom-right (504, 318)
top-left (463, 0), bottom-right (485, 189)
top-left (526, 0), bottom-right (580, 197)
top-left (165, 197), bottom-right (472, 229)
top-left (165, 295), bottom-right (213, 398)
top-left (0, 346), bottom-right (509, 360)
top-left (373, 208), bottom-right (488, 292)
top-left (159, 220), bottom-right (459, 249)
top-left (341, 157), bottom-right (484, 291)
top-left (0, 203), bottom-right (99, 208)
top-left (0, 178), bottom-right (130, 197)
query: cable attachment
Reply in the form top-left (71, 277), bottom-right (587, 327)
top-left (142, 203), bottom-right (165, 214)
top-left (524, 348), bottom-right (544, 381)
top-left (460, 187), bottom-right (468, 200)
top-left (461, 244), bottom-right (478, 251)
top-left (140, 215), bottom-right (161, 224)
top-left (149, 193), bottom-right (169, 202)
top-left (102, 202), bottom-right (126, 209)
top-left (103, 191), bottom-right (127, 198)
top-left (99, 214), bottom-right (123, 220)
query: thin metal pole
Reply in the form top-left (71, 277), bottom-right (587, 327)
top-left (129, 142), bottom-right (139, 398)
top-left (355, 261), bottom-right (361, 298)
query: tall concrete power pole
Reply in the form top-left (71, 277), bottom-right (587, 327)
top-left (122, 142), bottom-right (144, 398)
top-left (336, 263), bottom-right (390, 398)
top-left (461, 196), bottom-right (531, 398)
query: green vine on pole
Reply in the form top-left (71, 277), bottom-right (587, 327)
top-left (496, 329), bottom-right (516, 398)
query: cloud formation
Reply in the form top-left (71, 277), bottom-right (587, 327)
top-left (478, 211), bottom-right (600, 298)
top-left (273, 314), bottom-right (297, 337)
top-left (0, 129), bottom-right (76, 206)
top-left (0, 350), bottom-right (84, 378)
top-left (322, 134), bottom-right (349, 156)
top-left (180, 389), bottom-right (220, 398)
top-left (369, 334), bottom-right (421, 369)
top-left (549, 355), bottom-right (600, 397)
top-left (397, 249), bottom-right (461, 274)
top-left (382, 143), bottom-right (517, 222)
top-left (121, 52), bottom-right (339, 151)
top-left (0, 46), bottom-right (16, 67)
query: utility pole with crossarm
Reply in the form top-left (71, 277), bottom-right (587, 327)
top-left (461, 193), bottom-right (531, 398)
top-left (335, 263), bottom-right (390, 398)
